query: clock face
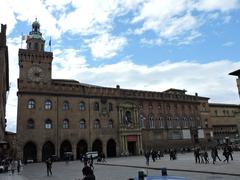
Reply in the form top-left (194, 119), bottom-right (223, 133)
top-left (28, 66), bottom-right (44, 82)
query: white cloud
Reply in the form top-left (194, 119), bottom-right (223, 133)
top-left (0, 1), bottom-right (17, 35)
top-left (85, 33), bottom-right (127, 59)
top-left (72, 60), bottom-right (239, 107)
top-left (52, 48), bottom-right (87, 79)
top-left (195, 0), bottom-right (240, 12)
top-left (131, 0), bottom-right (239, 44)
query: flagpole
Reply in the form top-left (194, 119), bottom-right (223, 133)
top-left (49, 37), bottom-right (51, 52)
top-left (21, 32), bottom-right (23, 48)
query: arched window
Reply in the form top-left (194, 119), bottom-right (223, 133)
top-left (94, 102), bottom-right (99, 111)
top-left (197, 117), bottom-right (202, 128)
top-left (63, 101), bottom-right (70, 110)
top-left (183, 117), bottom-right (188, 128)
top-left (176, 117), bottom-right (181, 128)
top-left (149, 115), bottom-right (155, 128)
top-left (94, 119), bottom-right (100, 128)
top-left (167, 116), bottom-right (173, 128)
top-left (45, 119), bottom-right (52, 129)
top-left (27, 119), bottom-right (34, 129)
top-left (189, 117), bottom-right (194, 127)
top-left (159, 116), bottom-right (164, 128)
top-left (44, 100), bottom-right (52, 110)
top-left (109, 103), bottom-right (113, 111)
top-left (63, 119), bottom-right (69, 129)
top-left (79, 102), bottom-right (85, 111)
top-left (139, 114), bottom-right (145, 128)
top-left (27, 99), bottom-right (36, 109)
top-left (124, 111), bottom-right (132, 125)
top-left (108, 119), bottom-right (113, 128)
top-left (79, 119), bottom-right (86, 129)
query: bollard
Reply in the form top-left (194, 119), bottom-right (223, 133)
top-left (161, 167), bottom-right (167, 176)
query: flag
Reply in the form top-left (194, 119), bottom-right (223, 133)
top-left (49, 37), bottom-right (51, 46)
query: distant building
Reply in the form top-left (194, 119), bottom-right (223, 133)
top-left (209, 103), bottom-right (240, 144)
top-left (229, 69), bottom-right (240, 98)
top-left (0, 24), bottom-right (9, 160)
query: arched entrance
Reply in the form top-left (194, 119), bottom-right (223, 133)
top-left (42, 141), bottom-right (55, 161)
top-left (107, 139), bottom-right (116, 157)
top-left (76, 140), bottom-right (88, 159)
top-left (60, 140), bottom-right (72, 160)
top-left (23, 142), bottom-right (37, 163)
top-left (92, 139), bottom-right (102, 153)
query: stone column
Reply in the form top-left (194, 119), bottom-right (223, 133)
top-left (37, 146), bottom-right (41, 162)
top-left (125, 136), bottom-right (128, 153)
top-left (72, 143), bottom-right (76, 160)
top-left (139, 135), bottom-right (143, 152)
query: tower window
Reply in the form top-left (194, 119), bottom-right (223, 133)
top-left (27, 99), bottom-right (36, 109)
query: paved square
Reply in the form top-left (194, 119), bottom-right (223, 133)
top-left (0, 151), bottom-right (240, 180)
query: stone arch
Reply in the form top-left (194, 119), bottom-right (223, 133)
top-left (23, 141), bottom-right (37, 163)
top-left (60, 140), bottom-right (72, 160)
top-left (42, 141), bottom-right (55, 161)
top-left (107, 138), bottom-right (116, 157)
top-left (76, 140), bottom-right (88, 160)
top-left (92, 139), bottom-right (102, 153)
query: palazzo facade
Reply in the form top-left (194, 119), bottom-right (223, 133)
top-left (17, 20), bottom-right (212, 162)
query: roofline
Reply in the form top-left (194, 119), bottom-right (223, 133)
top-left (209, 103), bottom-right (240, 108)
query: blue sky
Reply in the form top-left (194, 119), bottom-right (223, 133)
top-left (1, 0), bottom-right (240, 132)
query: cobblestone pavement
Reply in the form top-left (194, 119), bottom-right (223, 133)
top-left (0, 151), bottom-right (239, 180)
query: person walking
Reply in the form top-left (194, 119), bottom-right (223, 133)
top-left (144, 151), bottom-right (150, 166)
top-left (10, 160), bottom-right (15, 175)
top-left (194, 147), bottom-right (200, 163)
top-left (227, 145), bottom-right (233, 161)
top-left (17, 160), bottom-right (21, 174)
top-left (211, 147), bottom-right (216, 164)
top-left (81, 162), bottom-right (95, 180)
top-left (89, 155), bottom-right (94, 170)
top-left (203, 151), bottom-right (209, 164)
top-left (46, 158), bottom-right (53, 176)
top-left (223, 146), bottom-right (229, 163)
top-left (214, 146), bottom-right (221, 162)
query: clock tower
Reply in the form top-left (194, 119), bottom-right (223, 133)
top-left (18, 19), bottom-right (53, 85)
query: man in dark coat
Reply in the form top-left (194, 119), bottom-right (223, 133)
top-left (46, 158), bottom-right (52, 176)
